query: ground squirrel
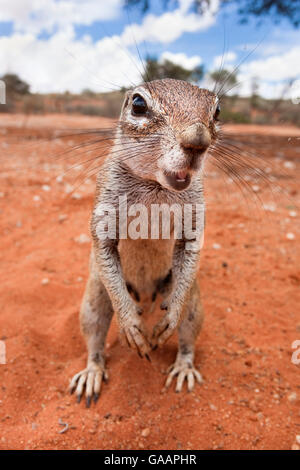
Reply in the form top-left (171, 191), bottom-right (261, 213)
top-left (69, 78), bottom-right (221, 407)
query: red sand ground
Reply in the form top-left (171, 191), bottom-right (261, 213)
top-left (0, 114), bottom-right (299, 450)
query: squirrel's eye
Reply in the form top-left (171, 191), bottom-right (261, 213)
top-left (132, 94), bottom-right (148, 116)
top-left (214, 104), bottom-right (221, 121)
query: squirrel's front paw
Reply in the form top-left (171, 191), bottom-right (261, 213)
top-left (119, 309), bottom-right (151, 360)
top-left (152, 305), bottom-right (180, 348)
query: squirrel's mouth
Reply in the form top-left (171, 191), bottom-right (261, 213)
top-left (163, 170), bottom-right (191, 191)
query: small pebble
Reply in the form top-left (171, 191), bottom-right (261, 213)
top-left (41, 278), bottom-right (49, 285)
top-left (58, 214), bottom-right (68, 223)
top-left (289, 211), bottom-right (297, 217)
top-left (75, 234), bottom-right (91, 244)
top-left (263, 203), bottom-right (276, 212)
top-left (283, 161), bottom-right (295, 169)
top-left (71, 193), bottom-right (82, 200)
top-left (296, 435), bottom-right (300, 445)
top-left (33, 195), bottom-right (41, 202)
top-left (256, 412), bottom-right (264, 421)
top-left (212, 243), bottom-right (221, 250)
top-left (64, 184), bottom-right (73, 194)
top-left (288, 392), bottom-right (297, 403)
top-left (286, 233), bottom-right (295, 240)
top-left (42, 185), bottom-right (51, 192)
top-left (141, 428), bottom-right (150, 438)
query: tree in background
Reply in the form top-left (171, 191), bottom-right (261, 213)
top-left (125, 0), bottom-right (299, 27)
top-left (234, 0), bottom-right (299, 27)
top-left (0, 73), bottom-right (31, 113)
top-left (142, 56), bottom-right (204, 82)
top-left (250, 76), bottom-right (260, 108)
top-left (1, 73), bottom-right (30, 96)
top-left (209, 69), bottom-right (238, 94)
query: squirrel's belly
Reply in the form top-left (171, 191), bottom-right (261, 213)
top-left (118, 238), bottom-right (174, 296)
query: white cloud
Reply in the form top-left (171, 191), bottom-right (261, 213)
top-left (212, 51), bottom-right (237, 69)
top-left (121, 0), bottom-right (219, 45)
top-left (0, 29), bottom-right (144, 93)
top-left (206, 43), bottom-right (300, 99)
top-left (0, 0), bottom-right (219, 94)
top-left (0, 0), bottom-right (123, 34)
top-left (1, 0), bottom-right (297, 100)
top-left (160, 51), bottom-right (202, 70)
top-left (240, 46), bottom-right (300, 82)
top-left (237, 45), bottom-right (300, 98)
top-left (0, 0), bottom-right (219, 39)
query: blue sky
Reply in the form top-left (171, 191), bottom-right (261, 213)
top-left (74, 3), bottom-right (273, 66)
top-left (0, 0), bottom-right (299, 99)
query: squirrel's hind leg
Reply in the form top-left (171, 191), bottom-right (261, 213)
top-left (69, 251), bottom-right (113, 407)
top-left (165, 279), bottom-right (204, 392)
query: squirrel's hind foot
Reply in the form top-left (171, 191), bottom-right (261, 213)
top-left (164, 356), bottom-right (203, 393)
top-left (69, 362), bottom-right (108, 407)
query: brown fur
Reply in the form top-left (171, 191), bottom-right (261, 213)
top-left (69, 79), bottom-right (220, 406)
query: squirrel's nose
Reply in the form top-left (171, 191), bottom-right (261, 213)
top-left (178, 123), bottom-right (211, 151)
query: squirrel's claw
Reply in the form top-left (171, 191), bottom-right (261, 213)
top-left (152, 312), bottom-right (178, 347)
top-left (69, 364), bottom-right (107, 407)
top-left (165, 357), bottom-right (203, 392)
top-left (120, 322), bottom-right (151, 359)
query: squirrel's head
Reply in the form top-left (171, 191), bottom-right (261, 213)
top-left (117, 78), bottom-right (220, 192)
